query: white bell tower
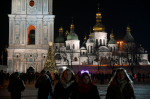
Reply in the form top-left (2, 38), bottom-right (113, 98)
top-left (7, 0), bottom-right (55, 73)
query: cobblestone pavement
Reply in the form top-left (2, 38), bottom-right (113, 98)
top-left (0, 81), bottom-right (150, 99)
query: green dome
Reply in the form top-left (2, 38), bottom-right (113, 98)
top-left (55, 36), bottom-right (64, 43)
top-left (87, 38), bottom-right (95, 43)
top-left (67, 31), bottom-right (78, 40)
top-left (108, 38), bottom-right (116, 44)
top-left (123, 32), bottom-right (134, 42)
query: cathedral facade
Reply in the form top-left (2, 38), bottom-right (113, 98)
top-left (7, 0), bottom-right (149, 73)
top-left (54, 9), bottom-right (150, 71)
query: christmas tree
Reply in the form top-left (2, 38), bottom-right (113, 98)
top-left (44, 42), bottom-right (58, 73)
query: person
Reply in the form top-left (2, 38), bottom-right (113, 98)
top-left (8, 72), bottom-right (25, 99)
top-left (46, 71), bottom-right (52, 83)
top-left (0, 70), bottom-right (4, 88)
top-left (106, 68), bottom-right (136, 99)
top-left (54, 68), bottom-right (78, 99)
top-left (75, 71), bottom-right (82, 83)
top-left (137, 72), bottom-right (141, 82)
top-left (78, 72), bottom-right (101, 99)
top-left (35, 69), bottom-right (53, 99)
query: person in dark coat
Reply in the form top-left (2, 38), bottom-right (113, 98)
top-left (35, 69), bottom-right (53, 99)
top-left (8, 72), bottom-right (25, 99)
top-left (106, 68), bottom-right (136, 99)
top-left (54, 68), bottom-right (78, 99)
top-left (78, 72), bottom-right (101, 99)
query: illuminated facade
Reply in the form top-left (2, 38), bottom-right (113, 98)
top-left (7, 0), bottom-right (149, 73)
top-left (7, 0), bottom-right (54, 73)
top-left (54, 9), bottom-right (150, 70)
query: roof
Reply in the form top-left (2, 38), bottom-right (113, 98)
top-left (87, 38), bottom-right (95, 43)
top-left (99, 46), bottom-right (110, 52)
top-left (55, 36), bottom-right (64, 43)
top-left (67, 31), bottom-right (78, 40)
top-left (108, 38), bottom-right (116, 44)
top-left (80, 47), bottom-right (86, 50)
top-left (123, 32), bottom-right (134, 42)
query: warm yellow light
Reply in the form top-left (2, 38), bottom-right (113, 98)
top-left (117, 41), bottom-right (124, 44)
top-left (49, 42), bottom-right (53, 46)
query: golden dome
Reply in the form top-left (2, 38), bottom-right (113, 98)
top-left (93, 25), bottom-right (104, 32)
top-left (93, 8), bottom-right (105, 32)
top-left (70, 23), bottom-right (75, 31)
top-left (110, 29), bottom-right (114, 39)
top-left (89, 27), bottom-right (93, 38)
top-left (89, 33), bottom-right (93, 38)
top-left (59, 27), bottom-right (63, 34)
top-left (110, 33), bottom-right (114, 39)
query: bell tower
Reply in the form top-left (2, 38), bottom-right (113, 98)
top-left (7, 0), bottom-right (55, 73)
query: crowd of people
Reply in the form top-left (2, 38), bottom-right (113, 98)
top-left (1, 68), bottom-right (149, 99)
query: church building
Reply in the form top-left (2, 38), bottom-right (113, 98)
top-left (7, 0), bottom-right (149, 73)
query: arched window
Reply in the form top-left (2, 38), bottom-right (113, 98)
top-left (28, 25), bottom-right (35, 45)
top-left (91, 46), bottom-right (92, 53)
top-left (96, 39), bottom-right (98, 46)
top-left (83, 52), bottom-right (85, 55)
top-left (73, 44), bottom-right (75, 49)
top-left (100, 39), bottom-right (102, 45)
top-left (74, 57), bottom-right (78, 61)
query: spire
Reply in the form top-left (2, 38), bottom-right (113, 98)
top-left (96, 2), bottom-right (102, 23)
top-left (108, 29), bottom-right (116, 44)
top-left (96, 7), bottom-right (102, 23)
top-left (89, 27), bottom-right (93, 38)
top-left (55, 27), bottom-right (64, 43)
top-left (126, 25), bottom-right (131, 33)
top-left (65, 30), bottom-right (69, 37)
top-left (110, 29), bottom-right (114, 39)
top-left (93, 6), bottom-right (105, 32)
top-left (67, 17), bottom-right (79, 40)
top-left (123, 25), bottom-right (134, 42)
top-left (70, 17), bottom-right (75, 32)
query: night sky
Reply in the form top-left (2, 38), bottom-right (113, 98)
top-left (1, 0), bottom-right (150, 62)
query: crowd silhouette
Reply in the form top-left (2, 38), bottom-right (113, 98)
top-left (0, 68), bottom-right (150, 99)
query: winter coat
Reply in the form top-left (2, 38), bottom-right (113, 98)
top-left (106, 80), bottom-right (135, 99)
top-left (8, 77), bottom-right (25, 99)
top-left (78, 82), bottom-right (101, 99)
top-left (35, 74), bottom-right (53, 99)
top-left (54, 80), bottom-right (78, 99)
